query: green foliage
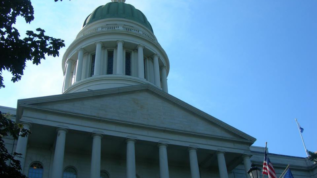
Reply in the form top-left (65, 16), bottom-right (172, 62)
top-left (0, 111), bottom-right (31, 178)
top-left (0, 0), bottom-right (65, 88)
top-left (0, 0), bottom-right (64, 177)
top-left (308, 151), bottom-right (317, 163)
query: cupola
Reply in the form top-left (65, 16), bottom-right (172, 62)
top-left (61, 0), bottom-right (169, 94)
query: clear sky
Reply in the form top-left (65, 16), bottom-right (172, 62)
top-left (0, 0), bottom-right (316, 158)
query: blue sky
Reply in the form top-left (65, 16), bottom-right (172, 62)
top-left (0, 0), bottom-right (316, 158)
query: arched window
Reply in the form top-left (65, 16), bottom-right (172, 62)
top-left (100, 170), bottom-right (110, 178)
top-left (63, 167), bottom-right (77, 178)
top-left (28, 162), bottom-right (43, 178)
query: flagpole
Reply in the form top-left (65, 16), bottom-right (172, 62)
top-left (262, 142), bottom-right (267, 178)
top-left (278, 164), bottom-right (290, 178)
top-left (295, 118), bottom-right (309, 157)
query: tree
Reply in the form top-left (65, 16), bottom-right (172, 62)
top-left (0, 0), bottom-right (65, 88)
top-left (0, 111), bottom-right (30, 178)
top-left (308, 151), bottom-right (317, 164)
top-left (1, 0), bottom-right (64, 177)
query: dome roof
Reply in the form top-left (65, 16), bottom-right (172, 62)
top-left (83, 2), bottom-right (153, 33)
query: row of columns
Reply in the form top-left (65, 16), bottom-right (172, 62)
top-left (63, 42), bottom-right (168, 92)
top-left (15, 125), bottom-right (251, 178)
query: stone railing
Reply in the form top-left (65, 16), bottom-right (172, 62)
top-left (77, 24), bottom-right (157, 43)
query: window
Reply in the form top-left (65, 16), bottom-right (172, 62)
top-left (28, 162), bottom-right (43, 178)
top-left (125, 51), bottom-right (132, 76)
top-left (90, 54), bottom-right (95, 77)
top-left (63, 167), bottom-right (77, 178)
top-left (100, 171), bottom-right (110, 178)
top-left (107, 51), bottom-right (114, 74)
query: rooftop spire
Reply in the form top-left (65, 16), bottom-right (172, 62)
top-left (111, 0), bottom-right (126, 2)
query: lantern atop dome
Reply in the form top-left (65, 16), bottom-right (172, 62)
top-left (111, 0), bottom-right (126, 2)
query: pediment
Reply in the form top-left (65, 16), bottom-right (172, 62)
top-left (17, 84), bottom-right (255, 144)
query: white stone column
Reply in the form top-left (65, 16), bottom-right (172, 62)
top-left (90, 134), bottom-right (102, 178)
top-left (75, 49), bottom-right (84, 82)
top-left (52, 128), bottom-right (67, 178)
top-left (159, 144), bottom-right (170, 178)
top-left (126, 139), bottom-right (136, 178)
top-left (217, 152), bottom-right (229, 178)
top-left (81, 54), bottom-right (88, 80)
top-left (94, 42), bottom-right (102, 76)
top-left (102, 47), bottom-right (107, 75)
top-left (137, 45), bottom-right (145, 79)
top-left (243, 155), bottom-right (252, 178)
top-left (15, 123), bottom-right (31, 172)
top-left (189, 148), bottom-right (200, 178)
top-left (161, 67), bottom-right (168, 92)
top-left (153, 55), bottom-right (161, 87)
top-left (116, 41), bottom-right (124, 75)
top-left (87, 54), bottom-right (92, 77)
top-left (63, 60), bottom-right (74, 91)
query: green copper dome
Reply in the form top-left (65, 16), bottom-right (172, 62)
top-left (83, 2), bottom-right (153, 33)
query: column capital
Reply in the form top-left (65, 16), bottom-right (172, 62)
top-left (95, 41), bottom-right (103, 45)
top-left (189, 145), bottom-right (199, 150)
top-left (217, 149), bottom-right (226, 154)
top-left (56, 127), bottom-right (68, 133)
top-left (66, 59), bottom-right (74, 65)
top-left (158, 141), bottom-right (169, 147)
top-left (137, 44), bottom-right (144, 48)
top-left (19, 122), bottom-right (32, 129)
top-left (153, 54), bottom-right (159, 58)
top-left (91, 131), bottom-right (103, 138)
top-left (243, 154), bottom-right (252, 158)
top-left (117, 40), bottom-right (124, 44)
top-left (126, 136), bottom-right (137, 142)
top-left (78, 48), bottom-right (84, 52)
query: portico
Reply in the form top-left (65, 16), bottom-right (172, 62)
top-left (19, 123), bottom-right (251, 178)
top-left (16, 84), bottom-right (254, 178)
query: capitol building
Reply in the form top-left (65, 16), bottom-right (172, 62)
top-left (2, 0), bottom-right (316, 178)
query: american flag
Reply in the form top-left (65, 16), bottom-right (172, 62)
top-left (263, 148), bottom-right (277, 178)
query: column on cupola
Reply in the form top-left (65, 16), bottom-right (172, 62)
top-left (145, 57), bottom-right (154, 82)
top-left (94, 42), bottom-right (102, 76)
top-left (116, 41), bottom-right (124, 75)
top-left (102, 48), bottom-right (108, 75)
top-left (52, 128), bottom-right (67, 178)
top-left (63, 59), bottom-right (74, 91)
top-left (153, 54), bottom-right (161, 87)
top-left (131, 50), bottom-right (138, 77)
top-left (189, 147), bottom-right (200, 178)
top-left (15, 123), bottom-right (31, 172)
top-left (75, 48), bottom-right (84, 82)
top-left (161, 66), bottom-right (168, 92)
top-left (137, 45), bottom-right (145, 79)
top-left (90, 134), bottom-right (102, 178)
top-left (81, 53), bottom-right (89, 80)
top-left (217, 152), bottom-right (229, 178)
top-left (126, 139), bottom-right (136, 178)
top-left (87, 54), bottom-right (93, 77)
top-left (243, 155), bottom-right (252, 178)
top-left (159, 144), bottom-right (170, 178)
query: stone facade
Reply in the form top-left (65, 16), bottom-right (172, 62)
top-left (1, 1), bottom-right (316, 178)
top-left (2, 85), bottom-right (316, 178)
